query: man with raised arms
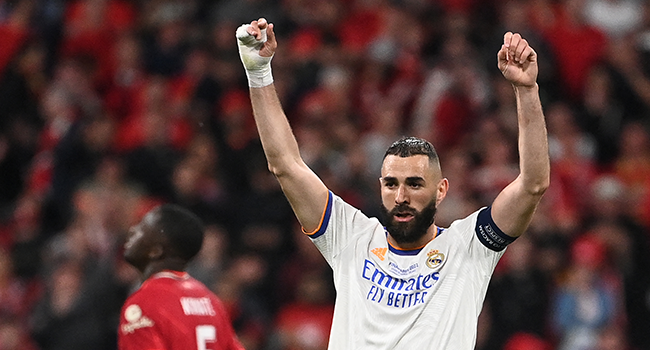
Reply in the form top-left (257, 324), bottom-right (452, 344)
top-left (236, 18), bottom-right (549, 349)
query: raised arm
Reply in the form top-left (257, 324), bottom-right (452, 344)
top-left (236, 18), bottom-right (329, 232)
top-left (491, 32), bottom-right (550, 238)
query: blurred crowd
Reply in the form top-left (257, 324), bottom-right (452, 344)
top-left (0, 0), bottom-right (649, 349)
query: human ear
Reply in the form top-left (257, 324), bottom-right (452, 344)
top-left (436, 178), bottom-right (449, 204)
top-left (148, 244), bottom-right (164, 260)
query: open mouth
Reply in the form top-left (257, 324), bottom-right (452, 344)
top-left (394, 213), bottom-right (414, 222)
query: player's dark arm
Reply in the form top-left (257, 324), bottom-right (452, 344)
top-left (238, 19), bottom-right (329, 232)
top-left (491, 32), bottom-right (550, 238)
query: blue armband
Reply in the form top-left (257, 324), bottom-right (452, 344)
top-left (475, 206), bottom-right (516, 251)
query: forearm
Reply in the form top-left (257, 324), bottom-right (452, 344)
top-left (249, 84), bottom-right (303, 176)
top-left (249, 83), bottom-right (329, 230)
top-left (237, 19), bottom-right (330, 231)
top-left (491, 84), bottom-right (549, 237)
top-left (514, 83), bottom-right (550, 195)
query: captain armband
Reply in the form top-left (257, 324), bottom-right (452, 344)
top-left (475, 206), bottom-right (516, 252)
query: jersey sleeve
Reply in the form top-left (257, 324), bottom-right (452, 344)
top-left (118, 299), bottom-right (166, 350)
top-left (452, 207), bottom-right (510, 274)
top-left (305, 191), bottom-right (381, 267)
top-left (474, 206), bottom-right (516, 252)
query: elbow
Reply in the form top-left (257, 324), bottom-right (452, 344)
top-left (266, 155), bottom-right (310, 181)
top-left (529, 184), bottom-right (549, 197)
top-left (266, 158), bottom-right (298, 178)
top-left (267, 162), bottom-right (284, 177)
top-left (527, 177), bottom-right (550, 197)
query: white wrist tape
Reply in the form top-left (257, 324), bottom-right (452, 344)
top-left (236, 24), bottom-right (274, 88)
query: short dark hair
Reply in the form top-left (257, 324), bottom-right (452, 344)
top-left (384, 137), bottom-right (439, 163)
top-left (153, 204), bottom-right (205, 262)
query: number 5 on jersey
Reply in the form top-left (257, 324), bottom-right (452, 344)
top-left (196, 325), bottom-right (216, 350)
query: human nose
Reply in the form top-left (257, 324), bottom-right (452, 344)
top-left (127, 226), bottom-right (136, 239)
top-left (395, 184), bottom-right (409, 204)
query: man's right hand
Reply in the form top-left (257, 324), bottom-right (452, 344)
top-left (236, 18), bottom-right (277, 88)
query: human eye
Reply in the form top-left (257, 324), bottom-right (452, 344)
top-left (406, 178), bottom-right (425, 189)
top-left (382, 179), bottom-right (398, 189)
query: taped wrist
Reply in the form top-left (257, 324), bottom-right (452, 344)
top-left (236, 24), bottom-right (274, 88)
top-left (244, 62), bottom-right (273, 88)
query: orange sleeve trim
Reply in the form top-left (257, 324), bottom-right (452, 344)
top-left (302, 191), bottom-right (332, 237)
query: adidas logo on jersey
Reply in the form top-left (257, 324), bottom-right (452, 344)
top-left (371, 247), bottom-right (387, 261)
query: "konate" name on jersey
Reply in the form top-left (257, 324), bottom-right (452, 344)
top-left (180, 297), bottom-right (216, 316)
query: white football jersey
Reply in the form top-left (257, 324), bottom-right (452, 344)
top-left (307, 192), bottom-right (509, 350)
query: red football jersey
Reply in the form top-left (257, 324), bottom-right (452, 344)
top-left (118, 271), bottom-right (244, 350)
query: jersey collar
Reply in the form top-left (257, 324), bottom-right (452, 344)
top-left (151, 270), bottom-right (190, 280)
top-left (386, 226), bottom-right (444, 256)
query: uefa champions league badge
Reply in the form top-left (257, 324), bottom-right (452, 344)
top-left (426, 249), bottom-right (446, 269)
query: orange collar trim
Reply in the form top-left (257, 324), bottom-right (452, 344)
top-left (387, 225), bottom-right (439, 251)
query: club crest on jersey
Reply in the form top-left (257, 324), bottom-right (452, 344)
top-left (426, 249), bottom-right (446, 269)
top-left (121, 304), bottom-right (154, 334)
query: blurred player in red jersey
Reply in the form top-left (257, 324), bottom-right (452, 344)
top-left (118, 204), bottom-right (244, 350)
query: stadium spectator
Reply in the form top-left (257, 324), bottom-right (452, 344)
top-left (531, 0), bottom-right (608, 99)
top-left (551, 234), bottom-right (624, 350)
top-left (269, 271), bottom-right (334, 350)
top-left (485, 237), bottom-right (551, 349)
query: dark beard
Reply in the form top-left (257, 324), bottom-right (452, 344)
top-left (380, 199), bottom-right (437, 245)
